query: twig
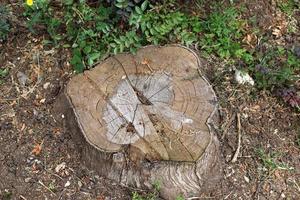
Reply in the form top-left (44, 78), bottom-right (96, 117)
top-left (231, 112), bottom-right (241, 163)
top-left (38, 180), bottom-right (57, 196)
top-left (19, 195), bottom-right (27, 200)
top-left (253, 170), bottom-right (274, 199)
top-left (58, 188), bottom-right (66, 200)
top-left (222, 113), bottom-right (235, 139)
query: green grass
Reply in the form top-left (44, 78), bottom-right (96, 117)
top-left (278, 0), bottom-right (299, 16)
top-left (256, 148), bottom-right (293, 171)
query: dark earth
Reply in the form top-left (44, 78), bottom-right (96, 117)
top-left (0, 0), bottom-right (299, 199)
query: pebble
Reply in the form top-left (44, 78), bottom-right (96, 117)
top-left (34, 159), bottom-right (42, 164)
top-left (234, 70), bottom-right (254, 86)
top-left (55, 162), bottom-right (66, 173)
top-left (17, 71), bottom-right (28, 86)
top-left (64, 181), bottom-right (71, 187)
top-left (244, 176), bottom-right (250, 183)
top-left (25, 177), bottom-right (31, 183)
top-left (78, 181), bottom-right (83, 188)
top-left (294, 46), bottom-right (300, 58)
top-left (43, 82), bottom-right (51, 89)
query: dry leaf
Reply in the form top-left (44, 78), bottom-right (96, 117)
top-left (141, 58), bottom-right (153, 72)
top-left (96, 195), bottom-right (105, 200)
top-left (141, 58), bottom-right (150, 65)
top-left (272, 27), bottom-right (281, 38)
top-left (32, 141), bottom-right (43, 156)
top-left (243, 34), bottom-right (257, 48)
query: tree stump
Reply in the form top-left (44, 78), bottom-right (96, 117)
top-left (61, 46), bottom-right (221, 199)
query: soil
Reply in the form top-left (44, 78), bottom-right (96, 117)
top-left (0, 1), bottom-right (299, 200)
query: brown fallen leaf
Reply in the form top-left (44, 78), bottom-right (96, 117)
top-left (32, 140), bottom-right (44, 156)
top-left (141, 58), bottom-right (153, 72)
top-left (141, 58), bottom-right (150, 65)
top-left (96, 195), bottom-right (105, 200)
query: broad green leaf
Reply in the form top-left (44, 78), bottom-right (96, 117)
top-left (141, 0), bottom-right (148, 11)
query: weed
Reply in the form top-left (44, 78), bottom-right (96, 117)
top-left (278, 0), bottom-right (299, 16)
top-left (0, 4), bottom-right (11, 42)
top-left (129, 2), bottom-right (201, 46)
top-left (1, 189), bottom-right (12, 200)
top-left (48, 181), bottom-right (57, 192)
top-left (256, 148), bottom-right (293, 171)
top-left (131, 180), bottom-right (160, 200)
top-left (200, 7), bottom-right (253, 63)
top-left (252, 46), bottom-right (300, 90)
top-left (175, 195), bottom-right (185, 200)
top-left (23, 0), bottom-right (62, 43)
top-left (0, 68), bottom-right (9, 84)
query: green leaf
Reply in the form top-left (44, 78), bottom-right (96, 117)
top-left (119, 43), bottom-right (124, 52)
top-left (63, 0), bottom-right (73, 5)
top-left (0, 68), bottom-right (9, 78)
top-left (113, 47), bottom-right (118, 54)
top-left (83, 45), bottom-right (92, 54)
top-left (125, 40), bottom-right (130, 48)
top-left (135, 7), bottom-right (142, 15)
top-left (141, 0), bottom-right (148, 11)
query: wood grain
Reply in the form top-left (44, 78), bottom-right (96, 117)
top-left (60, 45), bottom-right (221, 199)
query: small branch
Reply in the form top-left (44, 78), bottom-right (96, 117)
top-left (222, 113), bottom-right (235, 140)
top-left (38, 180), bottom-right (56, 196)
top-left (231, 113), bottom-right (241, 163)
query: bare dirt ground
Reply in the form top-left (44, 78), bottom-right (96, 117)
top-left (0, 1), bottom-right (299, 200)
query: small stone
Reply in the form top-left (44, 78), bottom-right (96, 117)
top-left (33, 109), bottom-right (39, 116)
top-left (25, 177), bottom-right (31, 183)
top-left (55, 162), bottom-right (66, 173)
top-left (281, 193), bottom-right (285, 198)
top-left (234, 70), bottom-right (254, 86)
top-left (34, 159), bottom-right (42, 164)
top-left (78, 181), bottom-right (83, 188)
top-left (294, 46), bottom-right (300, 58)
top-left (43, 82), bottom-right (51, 89)
top-left (64, 181), bottom-right (71, 187)
top-left (17, 71), bottom-right (28, 86)
top-left (244, 176), bottom-right (250, 183)
top-left (61, 114), bottom-right (65, 119)
top-left (39, 98), bottom-right (46, 104)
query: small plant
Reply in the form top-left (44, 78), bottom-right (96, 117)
top-left (23, 0), bottom-right (62, 43)
top-left (256, 148), bottom-right (293, 171)
top-left (1, 189), bottom-right (12, 200)
top-left (253, 46), bottom-right (300, 90)
top-left (129, 2), bottom-right (202, 46)
top-left (0, 68), bottom-right (9, 84)
top-left (278, 0), bottom-right (299, 16)
top-left (131, 180), bottom-right (160, 200)
top-left (0, 4), bottom-right (11, 42)
top-left (175, 195), bottom-right (185, 200)
top-left (48, 181), bottom-right (57, 192)
top-left (200, 7), bottom-right (253, 63)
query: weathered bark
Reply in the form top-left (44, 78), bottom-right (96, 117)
top-left (57, 45), bottom-right (222, 199)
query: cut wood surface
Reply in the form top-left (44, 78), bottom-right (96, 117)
top-left (61, 45), bottom-right (221, 199)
